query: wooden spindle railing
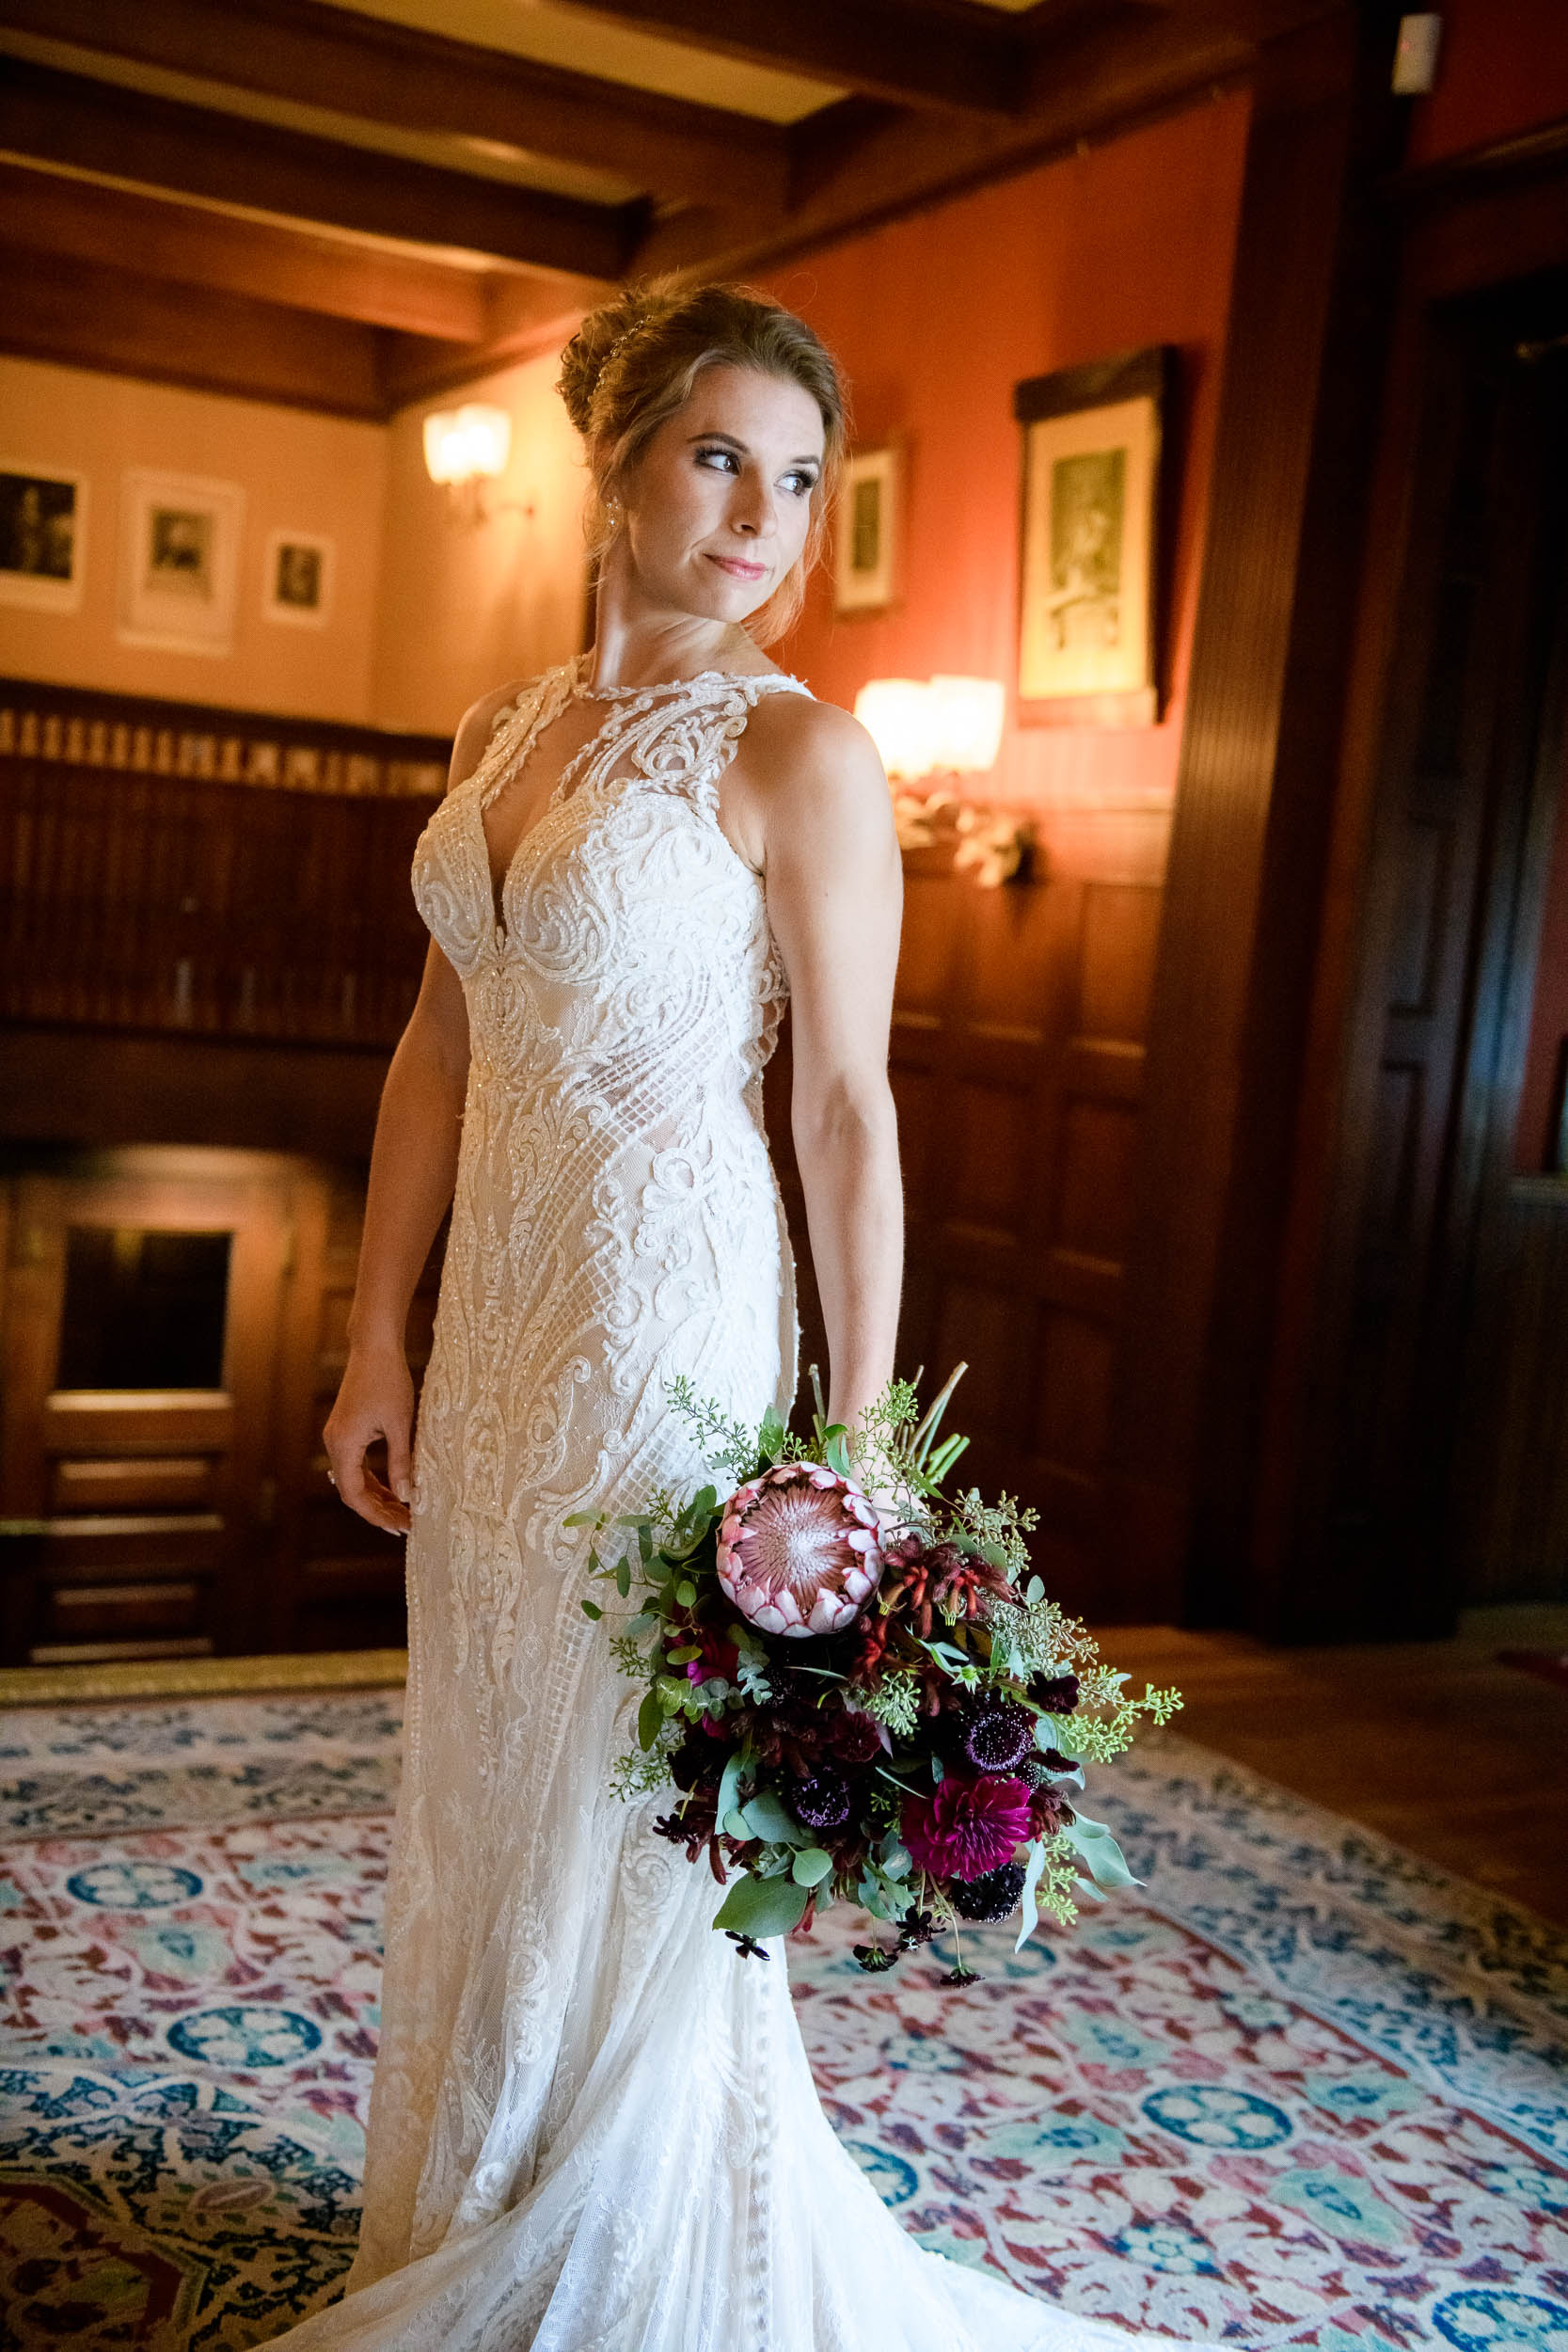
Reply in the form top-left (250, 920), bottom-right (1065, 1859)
top-left (0, 678), bottom-right (450, 1050)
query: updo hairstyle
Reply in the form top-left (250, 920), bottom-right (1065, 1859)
top-left (557, 280), bottom-right (847, 644)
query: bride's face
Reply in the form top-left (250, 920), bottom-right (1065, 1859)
top-left (614, 363), bottom-right (825, 625)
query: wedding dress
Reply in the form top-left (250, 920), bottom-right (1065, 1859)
top-left (266, 656), bottom-right (1136, 2351)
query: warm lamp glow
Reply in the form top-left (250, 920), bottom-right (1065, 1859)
top-left (927, 675), bottom-right (1006, 775)
top-left (422, 404), bottom-right (513, 487)
top-left (853, 675), bottom-right (1005, 779)
top-left (853, 678), bottom-right (933, 780)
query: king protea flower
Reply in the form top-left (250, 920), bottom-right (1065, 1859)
top-left (716, 1462), bottom-right (884, 1638)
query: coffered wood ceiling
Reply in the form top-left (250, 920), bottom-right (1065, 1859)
top-left (0, 0), bottom-right (1340, 416)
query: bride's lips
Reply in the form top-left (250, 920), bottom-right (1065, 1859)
top-left (705, 553), bottom-right (768, 581)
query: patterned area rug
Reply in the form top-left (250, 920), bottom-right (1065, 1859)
top-left (0, 1692), bottom-right (1563, 2350)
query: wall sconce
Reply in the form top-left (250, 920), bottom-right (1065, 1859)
top-left (853, 674), bottom-right (1031, 885)
top-left (422, 403), bottom-right (514, 524)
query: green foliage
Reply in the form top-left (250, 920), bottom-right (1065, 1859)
top-left (712, 1871), bottom-right (809, 1939)
top-left (855, 1670), bottom-right (920, 1741)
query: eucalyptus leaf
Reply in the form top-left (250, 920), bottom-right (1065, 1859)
top-left (614, 1559), bottom-right (632, 1598)
top-left (738, 1789), bottom-right (800, 1846)
top-left (712, 1872), bottom-right (809, 1940)
top-left (636, 1691), bottom-right (663, 1752)
top-left (562, 1511), bottom-right (598, 1528)
top-left (791, 1847), bottom-right (834, 1887)
top-left (715, 1745), bottom-right (748, 1829)
top-left (1064, 1812), bottom-right (1140, 1890)
top-left (580, 1598), bottom-right (603, 1620)
top-left (674, 1580), bottom-right (697, 1608)
top-left (1015, 1837), bottom-right (1048, 1952)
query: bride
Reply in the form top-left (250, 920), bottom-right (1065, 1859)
top-left (289, 282), bottom-right (1127, 2350)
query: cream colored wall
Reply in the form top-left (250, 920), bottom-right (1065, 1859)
top-left (0, 356), bottom-right (388, 722)
top-left (372, 346), bottom-right (589, 735)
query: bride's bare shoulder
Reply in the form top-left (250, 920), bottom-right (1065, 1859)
top-left (743, 688), bottom-right (888, 806)
top-left (445, 668), bottom-right (558, 794)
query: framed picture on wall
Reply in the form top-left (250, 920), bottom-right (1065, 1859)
top-left (0, 463), bottom-right (87, 613)
top-left (118, 469), bottom-right (245, 655)
top-left (834, 445), bottom-right (900, 614)
top-left (1014, 346), bottom-right (1174, 727)
top-left (262, 529), bottom-right (335, 628)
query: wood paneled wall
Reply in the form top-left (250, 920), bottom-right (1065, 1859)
top-left (768, 808), bottom-right (1168, 1621)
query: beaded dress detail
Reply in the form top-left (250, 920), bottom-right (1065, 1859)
top-left (265, 658), bottom-right (1131, 2350)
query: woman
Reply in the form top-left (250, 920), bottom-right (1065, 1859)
top-left (287, 284), bottom-right (1122, 2349)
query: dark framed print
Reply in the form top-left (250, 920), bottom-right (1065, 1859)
top-left (1014, 346), bottom-right (1174, 727)
top-left (0, 464), bottom-right (87, 612)
top-left (834, 446), bottom-right (900, 614)
top-left (263, 530), bottom-right (335, 628)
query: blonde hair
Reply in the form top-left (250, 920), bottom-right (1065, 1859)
top-left (557, 280), bottom-right (848, 644)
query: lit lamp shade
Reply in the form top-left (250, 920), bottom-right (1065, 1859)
top-left (854, 675), bottom-right (1005, 780)
top-left (422, 403), bottom-right (513, 487)
top-left (927, 675), bottom-right (1005, 776)
top-left (853, 678), bottom-right (936, 781)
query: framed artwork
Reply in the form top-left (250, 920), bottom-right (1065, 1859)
top-left (1014, 346), bottom-right (1174, 727)
top-left (0, 464), bottom-right (87, 613)
top-left (262, 530), bottom-right (335, 628)
top-left (118, 469), bottom-right (245, 655)
top-left (834, 445), bottom-right (900, 614)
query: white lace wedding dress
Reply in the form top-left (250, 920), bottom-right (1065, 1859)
top-left (267, 657), bottom-right (1134, 2350)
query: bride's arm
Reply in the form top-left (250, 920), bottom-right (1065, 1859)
top-left (323, 693), bottom-right (503, 1532)
top-left (753, 700), bottom-right (904, 1441)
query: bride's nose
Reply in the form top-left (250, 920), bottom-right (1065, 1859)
top-left (730, 477), bottom-right (779, 539)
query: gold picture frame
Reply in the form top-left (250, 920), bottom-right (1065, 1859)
top-left (1014, 347), bottom-right (1173, 727)
top-left (834, 445), bottom-right (900, 614)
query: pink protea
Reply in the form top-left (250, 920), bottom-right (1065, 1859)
top-left (901, 1772), bottom-right (1033, 1883)
top-left (716, 1462), bottom-right (884, 1639)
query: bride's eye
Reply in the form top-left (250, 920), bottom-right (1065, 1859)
top-left (695, 446), bottom-right (739, 474)
top-left (781, 469), bottom-right (817, 498)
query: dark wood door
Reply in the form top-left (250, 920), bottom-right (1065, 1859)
top-left (0, 1150), bottom-right (293, 1663)
top-left (1301, 278), bottom-right (1568, 1635)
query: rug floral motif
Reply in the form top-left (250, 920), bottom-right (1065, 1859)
top-left (0, 1694), bottom-right (1562, 2350)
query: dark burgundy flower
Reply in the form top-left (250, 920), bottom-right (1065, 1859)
top-left (790, 1769), bottom-right (852, 1832)
top-left (1029, 1787), bottom-right (1072, 1837)
top-left (677, 1625), bottom-right (739, 1686)
top-left (827, 1708), bottom-right (885, 1766)
top-left (949, 1860), bottom-right (1027, 1923)
top-left (668, 1735), bottom-right (721, 1793)
top-left (1032, 1672), bottom-right (1080, 1714)
top-left (1019, 1752), bottom-right (1073, 1788)
top-left (901, 1771), bottom-right (1032, 1882)
top-left (960, 1694), bottom-right (1035, 1772)
top-left (896, 1908), bottom-right (936, 1949)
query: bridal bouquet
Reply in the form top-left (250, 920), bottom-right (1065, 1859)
top-left (571, 1366), bottom-right (1180, 1976)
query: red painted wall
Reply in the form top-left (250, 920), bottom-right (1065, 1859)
top-left (1404, 0), bottom-right (1568, 167)
top-left (761, 90), bottom-right (1252, 811)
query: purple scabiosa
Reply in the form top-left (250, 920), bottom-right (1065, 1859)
top-left (960, 1693), bottom-right (1036, 1772)
top-left (789, 1768), bottom-right (852, 1832)
top-left (949, 1860), bottom-right (1028, 1924)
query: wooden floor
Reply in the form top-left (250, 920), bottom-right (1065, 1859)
top-left (1108, 1604), bottom-right (1568, 1927)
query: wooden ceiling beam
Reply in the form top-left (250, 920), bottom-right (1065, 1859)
top-left (0, 0), bottom-right (791, 215)
top-left (0, 160), bottom-right (493, 340)
top-left (663, 2), bottom-right (1276, 276)
top-left (0, 239), bottom-right (388, 415)
top-left (0, 57), bottom-right (639, 278)
top-left (563, 0), bottom-right (1028, 117)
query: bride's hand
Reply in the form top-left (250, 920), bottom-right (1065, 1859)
top-left (324, 1343), bottom-right (416, 1534)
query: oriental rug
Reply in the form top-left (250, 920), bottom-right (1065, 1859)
top-left (0, 1692), bottom-right (1562, 2351)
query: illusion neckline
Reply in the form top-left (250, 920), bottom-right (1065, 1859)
top-left (566, 655), bottom-right (804, 701)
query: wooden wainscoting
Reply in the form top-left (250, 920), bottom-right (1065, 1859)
top-left (767, 804), bottom-right (1169, 1621)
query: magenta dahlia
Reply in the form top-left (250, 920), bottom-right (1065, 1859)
top-left (901, 1771), bottom-right (1033, 1883)
top-left (715, 1462), bottom-right (883, 1639)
